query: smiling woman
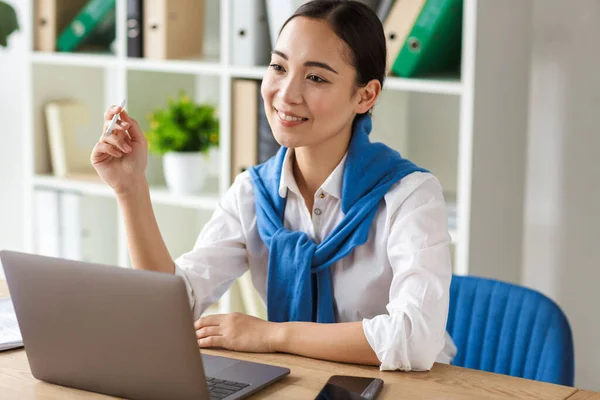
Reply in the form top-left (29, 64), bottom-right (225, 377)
top-left (90, 0), bottom-right (456, 373)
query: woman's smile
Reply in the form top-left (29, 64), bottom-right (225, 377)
top-left (274, 107), bottom-right (309, 127)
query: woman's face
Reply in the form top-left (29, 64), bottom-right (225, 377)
top-left (261, 17), bottom-right (366, 150)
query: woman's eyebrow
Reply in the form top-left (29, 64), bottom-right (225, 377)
top-left (271, 50), bottom-right (339, 74)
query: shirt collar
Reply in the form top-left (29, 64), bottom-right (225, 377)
top-left (278, 148), bottom-right (347, 200)
top-left (278, 148), bottom-right (302, 198)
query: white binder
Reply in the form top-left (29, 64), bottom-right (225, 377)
top-left (265, 0), bottom-right (313, 48)
top-left (231, 0), bottom-right (271, 66)
top-left (265, 0), bottom-right (294, 49)
top-left (34, 189), bottom-right (61, 258)
top-left (59, 192), bottom-right (83, 261)
top-left (34, 189), bottom-right (83, 261)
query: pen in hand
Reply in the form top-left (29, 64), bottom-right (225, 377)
top-left (105, 98), bottom-right (128, 137)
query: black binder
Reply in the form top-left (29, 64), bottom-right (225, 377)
top-left (127, 0), bottom-right (143, 57)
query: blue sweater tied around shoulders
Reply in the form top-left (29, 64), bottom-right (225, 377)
top-left (248, 113), bottom-right (428, 323)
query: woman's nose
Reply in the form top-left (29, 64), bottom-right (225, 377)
top-left (277, 76), bottom-right (303, 105)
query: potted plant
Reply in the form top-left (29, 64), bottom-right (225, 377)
top-left (146, 92), bottom-right (219, 194)
top-left (0, 1), bottom-right (19, 48)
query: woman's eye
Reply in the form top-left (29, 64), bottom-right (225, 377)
top-left (269, 64), bottom-right (284, 72)
top-left (308, 75), bottom-right (326, 83)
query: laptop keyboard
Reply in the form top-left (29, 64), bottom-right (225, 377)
top-left (206, 376), bottom-right (250, 399)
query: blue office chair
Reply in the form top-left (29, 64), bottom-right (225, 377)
top-left (446, 275), bottom-right (575, 386)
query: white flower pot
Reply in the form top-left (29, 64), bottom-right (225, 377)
top-left (162, 151), bottom-right (209, 195)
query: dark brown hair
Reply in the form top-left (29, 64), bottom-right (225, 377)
top-left (280, 0), bottom-right (387, 92)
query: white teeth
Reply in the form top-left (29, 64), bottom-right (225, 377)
top-left (277, 110), bottom-right (305, 122)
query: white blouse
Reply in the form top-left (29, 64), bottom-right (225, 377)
top-left (174, 148), bottom-right (457, 371)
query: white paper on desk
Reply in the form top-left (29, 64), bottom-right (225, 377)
top-left (0, 297), bottom-right (23, 351)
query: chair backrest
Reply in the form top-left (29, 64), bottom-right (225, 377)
top-left (446, 275), bottom-right (574, 386)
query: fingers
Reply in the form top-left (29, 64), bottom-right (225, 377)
top-left (92, 142), bottom-right (123, 161)
top-left (103, 105), bottom-right (145, 141)
top-left (194, 315), bottom-right (222, 330)
top-left (102, 125), bottom-right (132, 153)
top-left (198, 336), bottom-right (225, 349)
top-left (104, 104), bottom-right (123, 121)
top-left (118, 110), bottom-right (145, 141)
top-left (103, 119), bottom-right (130, 138)
top-left (195, 326), bottom-right (221, 340)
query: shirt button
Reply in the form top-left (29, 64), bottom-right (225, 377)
top-left (314, 208), bottom-right (322, 216)
top-left (319, 193), bottom-right (325, 199)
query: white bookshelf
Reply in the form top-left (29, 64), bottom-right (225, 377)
top-left (20, 0), bottom-right (532, 315)
top-left (32, 175), bottom-right (220, 210)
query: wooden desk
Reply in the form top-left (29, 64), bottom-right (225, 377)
top-left (566, 392), bottom-right (600, 400)
top-left (0, 280), bottom-right (592, 400)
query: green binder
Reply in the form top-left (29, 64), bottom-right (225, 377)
top-left (56, 0), bottom-right (116, 52)
top-left (391, 0), bottom-right (463, 78)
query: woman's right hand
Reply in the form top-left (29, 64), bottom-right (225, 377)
top-left (91, 105), bottom-right (149, 195)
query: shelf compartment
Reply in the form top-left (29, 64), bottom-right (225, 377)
top-left (125, 57), bottom-right (222, 76)
top-left (33, 175), bottom-right (220, 210)
top-left (384, 76), bottom-right (462, 95)
top-left (128, 0), bottom-right (221, 63)
top-left (32, 188), bottom-right (120, 266)
top-left (32, 64), bottom-right (107, 176)
top-left (228, 65), bottom-right (268, 80)
top-left (126, 70), bottom-right (221, 188)
top-left (372, 90), bottom-right (460, 194)
top-left (31, 52), bottom-right (118, 68)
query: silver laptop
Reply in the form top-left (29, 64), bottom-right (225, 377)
top-left (0, 250), bottom-right (290, 400)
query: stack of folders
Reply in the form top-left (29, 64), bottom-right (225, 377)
top-left (33, 0), bottom-right (205, 59)
top-left (34, 0), bottom-right (116, 53)
top-left (33, 0), bottom-right (463, 73)
top-left (382, 0), bottom-right (464, 78)
top-left (126, 0), bottom-right (205, 60)
top-left (0, 297), bottom-right (23, 352)
top-left (129, 0), bottom-right (205, 60)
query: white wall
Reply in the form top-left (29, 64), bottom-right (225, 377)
top-left (0, 0), bottom-right (25, 258)
top-left (522, 0), bottom-right (600, 391)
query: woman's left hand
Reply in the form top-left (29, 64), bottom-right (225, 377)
top-left (194, 312), bottom-right (281, 353)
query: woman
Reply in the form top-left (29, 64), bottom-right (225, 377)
top-left (91, 0), bottom-right (456, 371)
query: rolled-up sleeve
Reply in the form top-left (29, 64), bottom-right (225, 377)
top-left (362, 176), bottom-right (455, 371)
top-left (174, 175), bottom-right (250, 321)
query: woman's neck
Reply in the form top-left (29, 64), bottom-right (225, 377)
top-left (293, 125), bottom-right (353, 210)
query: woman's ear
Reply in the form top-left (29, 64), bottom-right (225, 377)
top-left (354, 79), bottom-right (382, 115)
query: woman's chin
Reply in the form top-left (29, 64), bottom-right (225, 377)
top-left (272, 133), bottom-right (305, 149)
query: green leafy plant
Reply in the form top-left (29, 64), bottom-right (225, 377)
top-left (145, 92), bottom-right (219, 155)
top-left (0, 1), bottom-right (19, 47)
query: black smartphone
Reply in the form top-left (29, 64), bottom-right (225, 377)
top-left (314, 375), bottom-right (384, 400)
